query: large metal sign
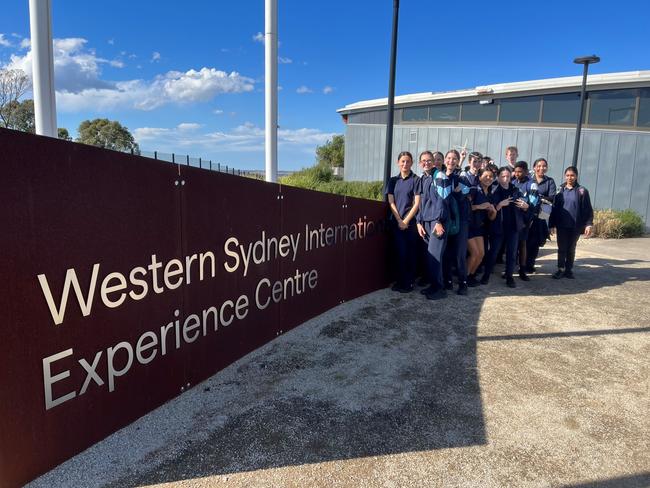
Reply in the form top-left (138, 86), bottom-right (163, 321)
top-left (0, 128), bottom-right (389, 487)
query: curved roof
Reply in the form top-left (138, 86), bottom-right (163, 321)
top-left (337, 70), bottom-right (650, 114)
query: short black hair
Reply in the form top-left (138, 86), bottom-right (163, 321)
top-left (514, 160), bottom-right (528, 172)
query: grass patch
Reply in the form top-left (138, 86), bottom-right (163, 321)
top-left (281, 166), bottom-right (383, 201)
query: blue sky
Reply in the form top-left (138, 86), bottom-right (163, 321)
top-left (1, 0), bottom-right (649, 170)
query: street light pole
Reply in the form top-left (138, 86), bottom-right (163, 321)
top-left (571, 55), bottom-right (600, 168)
top-left (382, 0), bottom-right (400, 193)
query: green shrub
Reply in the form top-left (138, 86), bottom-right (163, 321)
top-left (281, 166), bottom-right (383, 201)
top-left (592, 209), bottom-right (645, 238)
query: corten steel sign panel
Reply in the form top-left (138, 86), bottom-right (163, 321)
top-left (0, 128), bottom-right (389, 488)
top-left (178, 166), bottom-right (283, 384)
top-left (278, 185), bottom-right (345, 331)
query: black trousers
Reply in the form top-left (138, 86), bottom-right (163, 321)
top-left (556, 227), bottom-right (582, 271)
top-left (443, 221), bottom-right (469, 285)
top-left (485, 230), bottom-right (518, 277)
top-left (392, 221), bottom-right (418, 288)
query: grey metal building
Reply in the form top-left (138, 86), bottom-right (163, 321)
top-left (337, 71), bottom-right (650, 226)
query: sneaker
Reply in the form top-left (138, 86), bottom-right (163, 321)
top-left (552, 269), bottom-right (564, 280)
top-left (420, 285), bottom-right (437, 295)
top-left (467, 275), bottom-right (480, 287)
top-left (526, 265), bottom-right (536, 274)
top-left (506, 276), bottom-right (516, 288)
top-left (425, 288), bottom-right (447, 300)
top-left (480, 274), bottom-right (490, 285)
top-left (444, 281), bottom-right (453, 291)
top-left (457, 283), bottom-right (468, 296)
top-left (518, 271), bottom-right (530, 282)
top-left (564, 269), bottom-right (575, 279)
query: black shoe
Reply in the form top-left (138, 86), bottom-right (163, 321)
top-left (506, 276), bottom-right (516, 288)
top-left (480, 274), bottom-right (490, 285)
top-left (391, 283), bottom-right (401, 291)
top-left (518, 271), bottom-right (530, 282)
top-left (475, 265), bottom-right (484, 275)
top-left (467, 275), bottom-right (480, 287)
top-left (416, 277), bottom-right (429, 287)
top-left (495, 256), bottom-right (504, 264)
top-left (425, 289), bottom-right (447, 300)
top-left (444, 281), bottom-right (453, 291)
top-left (399, 284), bottom-right (413, 293)
top-left (501, 271), bottom-right (507, 279)
top-left (564, 269), bottom-right (575, 279)
top-left (457, 283), bottom-right (468, 295)
top-left (552, 269), bottom-right (564, 279)
top-left (420, 285), bottom-right (437, 295)
top-left (526, 265), bottom-right (536, 274)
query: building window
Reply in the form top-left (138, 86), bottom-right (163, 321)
top-left (348, 110), bottom-right (387, 124)
top-left (636, 88), bottom-right (650, 127)
top-left (402, 106), bottom-right (428, 121)
top-left (461, 101), bottom-right (497, 121)
top-left (499, 96), bottom-right (541, 123)
top-left (588, 89), bottom-right (636, 126)
top-left (429, 103), bottom-right (459, 122)
top-left (542, 93), bottom-right (582, 124)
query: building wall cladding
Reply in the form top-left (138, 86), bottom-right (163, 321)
top-left (344, 123), bottom-right (650, 227)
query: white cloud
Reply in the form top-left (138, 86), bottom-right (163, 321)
top-left (177, 122), bottom-right (202, 131)
top-left (253, 32), bottom-right (264, 43)
top-left (20, 38), bottom-right (30, 49)
top-left (151, 51), bottom-right (161, 62)
top-left (278, 56), bottom-right (292, 64)
top-left (213, 109), bottom-right (224, 115)
top-left (2, 37), bottom-right (255, 112)
top-left (108, 39), bottom-right (115, 45)
top-left (0, 34), bottom-right (11, 47)
top-left (323, 86), bottom-right (334, 94)
top-left (133, 122), bottom-right (337, 154)
top-left (296, 85), bottom-right (312, 94)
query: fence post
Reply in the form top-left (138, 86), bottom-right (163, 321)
top-left (199, 157), bottom-right (202, 169)
top-left (186, 155), bottom-right (190, 166)
top-left (225, 165), bottom-right (228, 173)
top-left (218, 162), bottom-right (221, 172)
top-left (172, 153), bottom-right (175, 164)
top-left (154, 151), bottom-right (158, 160)
top-left (209, 160), bottom-right (212, 170)
top-left (130, 148), bottom-right (134, 155)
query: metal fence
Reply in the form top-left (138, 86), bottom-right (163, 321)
top-left (137, 150), bottom-right (265, 179)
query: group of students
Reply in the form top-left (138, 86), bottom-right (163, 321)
top-left (386, 146), bottom-right (594, 300)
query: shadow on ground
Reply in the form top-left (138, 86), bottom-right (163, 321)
top-left (110, 253), bottom-right (649, 486)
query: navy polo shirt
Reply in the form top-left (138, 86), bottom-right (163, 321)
top-left (558, 186), bottom-right (580, 228)
top-left (387, 171), bottom-right (420, 219)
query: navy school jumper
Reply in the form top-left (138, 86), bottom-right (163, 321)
top-left (442, 169), bottom-right (472, 286)
top-left (417, 169), bottom-right (451, 290)
top-left (549, 184), bottom-right (593, 272)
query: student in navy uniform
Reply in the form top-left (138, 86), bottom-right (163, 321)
top-left (417, 162), bottom-right (451, 300)
top-left (415, 151), bottom-right (436, 286)
top-left (525, 158), bottom-right (557, 273)
top-left (549, 166), bottom-right (593, 279)
top-left (467, 165), bottom-right (497, 286)
top-left (442, 149), bottom-right (472, 295)
top-left (386, 151), bottom-right (421, 292)
top-left (512, 161), bottom-right (540, 281)
top-left (481, 166), bottom-right (530, 288)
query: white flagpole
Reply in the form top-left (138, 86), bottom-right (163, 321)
top-left (29, 0), bottom-right (57, 137)
top-left (265, 0), bottom-right (278, 182)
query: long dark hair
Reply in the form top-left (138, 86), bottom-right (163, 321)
top-left (397, 151), bottom-right (413, 162)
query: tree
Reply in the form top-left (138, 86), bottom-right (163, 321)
top-left (315, 134), bottom-right (344, 168)
top-left (57, 127), bottom-right (72, 141)
top-left (5, 99), bottom-right (35, 133)
top-left (76, 118), bottom-right (139, 152)
top-left (0, 68), bottom-right (30, 128)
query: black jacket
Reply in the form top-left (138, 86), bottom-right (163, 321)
top-left (549, 184), bottom-right (594, 231)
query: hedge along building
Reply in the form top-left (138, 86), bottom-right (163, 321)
top-left (337, 71), bottom-right (650, 226)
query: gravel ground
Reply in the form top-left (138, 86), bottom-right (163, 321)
top-left (28, 237), bottom-right (650, 488)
